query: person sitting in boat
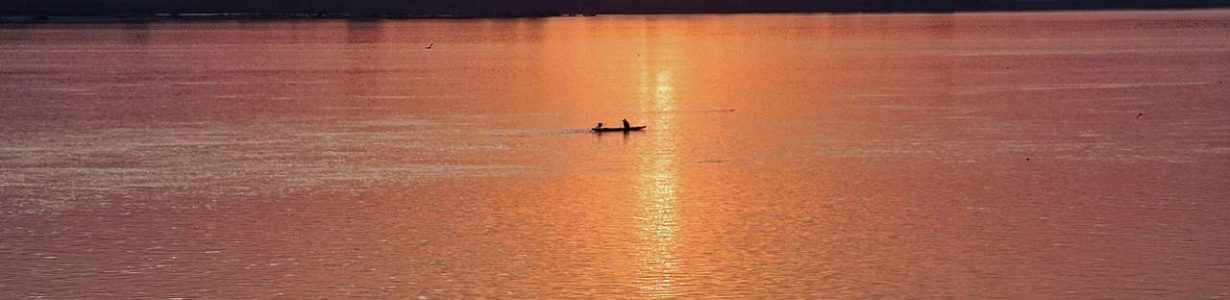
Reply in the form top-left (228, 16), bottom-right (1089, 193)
top-left (621, 119), bottom-right (630, 129)
top-left (596, 122), bottom-right (604, 128)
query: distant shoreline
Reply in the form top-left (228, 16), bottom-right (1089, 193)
top-left (2, 4), bottom-right (1228, 24)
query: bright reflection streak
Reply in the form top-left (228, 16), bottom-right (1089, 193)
top-left (635, 23), bottom-right (680, 297)
top-left (635, 159), bottom-right (678, 297)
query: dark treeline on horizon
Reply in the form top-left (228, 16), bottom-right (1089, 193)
top-left (3, 0), bottom-right (1230, 17)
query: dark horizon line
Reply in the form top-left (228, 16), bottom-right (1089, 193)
top-left (3, 1), bottom-right (1230, 23)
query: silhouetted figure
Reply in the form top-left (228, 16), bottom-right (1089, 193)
top-left (622, 119), bottom-right (630, 129)
top-left (596, 122), bottom-right (604, 128)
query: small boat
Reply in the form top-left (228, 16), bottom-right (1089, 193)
top-left (592, 126), bottom-right (646, 133)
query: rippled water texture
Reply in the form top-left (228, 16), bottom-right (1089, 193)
top-left (2, 10), bottom-right (1229, 298)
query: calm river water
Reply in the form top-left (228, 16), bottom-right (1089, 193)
top-left (2, 9), bottom-right (1229, 298)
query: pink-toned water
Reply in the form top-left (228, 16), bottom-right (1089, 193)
top-left (2, 10), bottom-right (1229, 298)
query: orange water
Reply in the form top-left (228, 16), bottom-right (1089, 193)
top-left (2, 10), bottom-right (1229, 298)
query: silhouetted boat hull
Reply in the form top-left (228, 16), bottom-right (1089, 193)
top-left (592, 126), bottom-right (646, 132)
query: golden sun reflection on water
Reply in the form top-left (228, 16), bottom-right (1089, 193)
top-left (635, 165), bottom-right (679, 297)
top-left (634, 35), bottom-right (681, 297)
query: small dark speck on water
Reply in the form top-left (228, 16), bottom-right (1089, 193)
top-left (1026, 157), bottom-right (1031, 161)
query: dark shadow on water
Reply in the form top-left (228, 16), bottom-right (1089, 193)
top-left (122, 23), bottom-right (150, 45)
top-left (343, 20), bottom-right (384, 89)
top-left (345, 20), bottom-right (384, 44)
